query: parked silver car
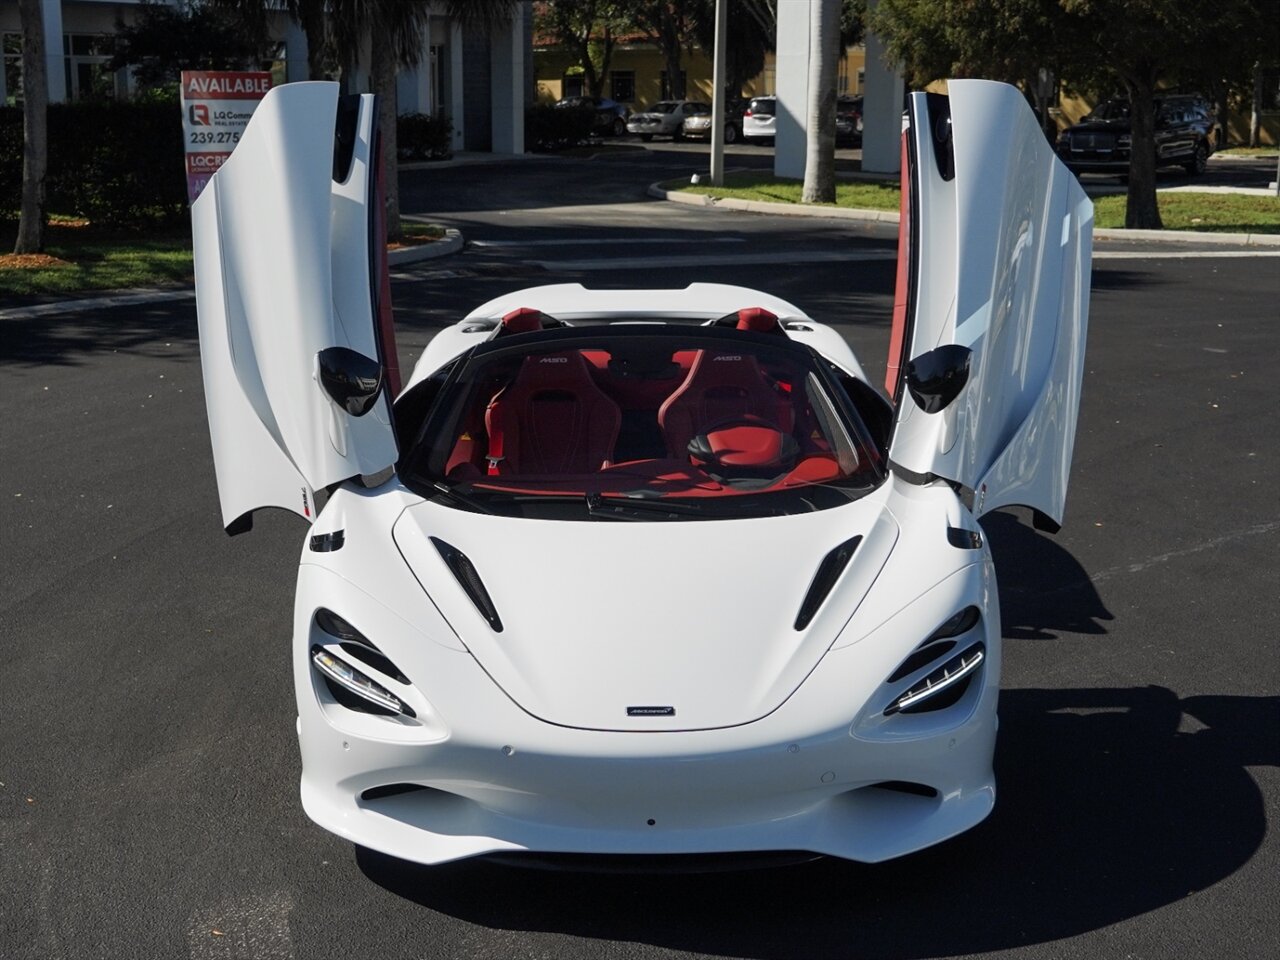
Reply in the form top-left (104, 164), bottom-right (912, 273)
top-left (626, 100), bottom-right (708, 141)
top-left (681, 98), bottom-right (748, 143)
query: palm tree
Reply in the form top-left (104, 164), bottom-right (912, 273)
top-left (13, 0), bottom-right (48, 254)
top-left (331, 0), bottom-right (519, 240)
top-left (801, 0), bottom-right (839, 204)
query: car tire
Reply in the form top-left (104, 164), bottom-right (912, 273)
top-left (724, 124), bottom-right (738, 144)
top-left (640, 134), bottom-right (653, 142)
top-left (1184, 142), bottom-right (1208, 177)
top-left (612, 117), bottom-right (625, 137)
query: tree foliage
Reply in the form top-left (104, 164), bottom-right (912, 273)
top-left (108, 1), bottom-right (266, 89)
top-left (537, 1), bottom-right (634, 98)
top-left (871, 0), bottom-right (1276, 229)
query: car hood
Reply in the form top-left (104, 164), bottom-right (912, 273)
top-left (392, 498), bottom-right (899, 731)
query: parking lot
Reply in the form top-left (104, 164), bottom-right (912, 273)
top-left (1, 149), bottom-right (1277, 959)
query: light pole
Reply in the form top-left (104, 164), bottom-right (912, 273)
top-left (710, 0), bottom-right (728, 186)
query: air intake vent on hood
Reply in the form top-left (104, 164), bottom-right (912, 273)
top-left (430, 537), bottom-right (504, 632)
top-left (794, 536), bottom-right (862, 630)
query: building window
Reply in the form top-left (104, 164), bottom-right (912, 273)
top-left (563, 74), bottom-right (584, 98)
top-left (660, 70), bottom-right (687, 100)
top-left (611, 70), bottom-right (635, 103)
top-left (63, 34), bottom-right (124, 101)
top-left (2, 33), bottom-right (21, 106)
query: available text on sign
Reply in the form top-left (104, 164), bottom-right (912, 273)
top-left (179, 71), bottom-right (272, 204)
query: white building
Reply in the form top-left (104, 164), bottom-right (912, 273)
top-left (0, 0), bottom-right (532, 153)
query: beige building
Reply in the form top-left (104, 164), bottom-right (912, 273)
top-left (536, 41), bottom-right (868, 108)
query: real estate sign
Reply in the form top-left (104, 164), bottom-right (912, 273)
top-left (179, 71), bottom-right (273, 203)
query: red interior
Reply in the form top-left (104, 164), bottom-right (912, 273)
top-left (439, 334), bottom-right (860, 499)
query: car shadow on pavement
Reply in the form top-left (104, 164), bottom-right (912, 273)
top-left (982, 510), bottom-right (1113, 639)
top-left (356, 687), bottom-right (1275, 958)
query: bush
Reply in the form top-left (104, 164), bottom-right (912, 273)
top-left (525, 103), bottom-right (595, 152)
top-left (396, 112), bottom-right (452, 161)
top-left (1, 101), bottom-right (186, 226)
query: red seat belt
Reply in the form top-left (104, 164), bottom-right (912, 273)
top-left (486, 409), bottom-right (505, 475)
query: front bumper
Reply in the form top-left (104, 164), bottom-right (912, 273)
top-left (294, 561), bottom-right (998, 866)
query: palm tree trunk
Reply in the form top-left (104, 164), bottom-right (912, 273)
top-left (370, 38), bottom-right (401, 242)
top-left (15, 0), bottom-right (48, 254)
top-left (802, 0), bottom-right (838, 204)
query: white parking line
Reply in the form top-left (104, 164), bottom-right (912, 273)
top-left (470, 236), bottom-right (746, 248)
top-left (1093, 249), bottom-right (1280, 259)
top-left (538, 249), bottom-right (898, 271)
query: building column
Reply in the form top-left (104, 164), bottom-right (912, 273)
top-left (860, 6), bottom-right (904, 173)
top-left (449, 21), bottom-right (465, 151)
top-left (283, 20), bottom-right (308, 84)
top-left (41, 0), bottom-right (65, 103)
top-left (489, 8), bottom-right (525, 154)
top-left (772, 0), bottom-right (812, 179)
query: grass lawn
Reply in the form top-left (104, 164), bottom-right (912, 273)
top-left (1092, 192), bottom-right (1280, 232)
top-left (672, 172), bottom-right (1280, 235)
top-left (669, 171), bottom-right (902, 211)
top-left (1216, 146), bottom-right (1279, 157)
top-left (0, 217), bottom-right (446, 299)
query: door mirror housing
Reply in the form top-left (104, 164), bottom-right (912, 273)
top-left (317, 347), bottom-right (384, 416)
top-left (904, 344), bottom-right (971, 414)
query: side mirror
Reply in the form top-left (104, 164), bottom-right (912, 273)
top-left (905, 344), bottom-right (971, 414)
top-left (317, 347), bottom-right (384, 417)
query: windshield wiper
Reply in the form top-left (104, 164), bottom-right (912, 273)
top-left (430, 482), bottom-right (496, 515)
top-left (586, 493), bottom-right (706, 520)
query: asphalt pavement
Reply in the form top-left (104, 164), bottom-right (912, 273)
top-left (1, 150), bottom-right (1277, 960)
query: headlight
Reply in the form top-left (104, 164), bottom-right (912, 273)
top-left (311, 646), bottom-right (412, 716)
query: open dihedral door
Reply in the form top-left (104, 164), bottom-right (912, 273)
top-left (193, 82), bottom-right (398, 534)
top-left (887, 80), bottom-right (1093, 527)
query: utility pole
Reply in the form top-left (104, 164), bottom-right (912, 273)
top-left (709, 0), bottom-right (728, 186)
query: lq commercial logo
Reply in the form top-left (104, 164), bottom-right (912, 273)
top-left (179, 70), bottom-right (272, 204)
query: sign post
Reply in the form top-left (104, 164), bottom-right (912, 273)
top-left (179, 71), bottom-right (272, 204)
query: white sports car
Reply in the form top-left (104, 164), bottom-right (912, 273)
top-left (193, 80), bottom-right (1091, 866)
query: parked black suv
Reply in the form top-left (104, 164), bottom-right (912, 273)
top-left (1056, 95), bottom-right (1221, 177)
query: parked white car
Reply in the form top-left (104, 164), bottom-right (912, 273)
top-left (192, 80), bottom-right (1092, 868)
top-left (743, 95), bottom-right (777, 142)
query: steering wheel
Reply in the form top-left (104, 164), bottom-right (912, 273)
top-left (686, 415), bottom-right (800, 472)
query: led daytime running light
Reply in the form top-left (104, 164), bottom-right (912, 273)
top-left (886, 644), bottom-right (985, 715)
top-left (311, 646), bottom-right (406, 714)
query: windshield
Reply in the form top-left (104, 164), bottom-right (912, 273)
top-left (1087, 100), bottom-right (1129, 121)
top-left (649, 101), bottom-right (679, 113)
top-left (403, 327), bottom-right (885, 521)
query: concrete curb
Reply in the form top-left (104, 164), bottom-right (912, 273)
top-left (649, 180), bottom-right (1280, 245)
top-left (0, 228), bottom-right (466, 321)
top-left (648, 181), bottom-right (901, 223)
top-left (387, 227), bottom-right (464, 266)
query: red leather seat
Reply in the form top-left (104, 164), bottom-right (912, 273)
top-left (658, 349), bottom-right (795, 460)
top-left (485, 352), bottom-right (622, 475)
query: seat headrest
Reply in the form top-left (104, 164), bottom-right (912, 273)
top-left (501, 307), bottom-right (544, 334)
top-left (735, 307), bottom-right (779, 332)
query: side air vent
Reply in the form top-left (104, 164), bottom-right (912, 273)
top-left (430, 537), bottom-right (504, 632)
top-left (794, 536), bottom-right (862, 630)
